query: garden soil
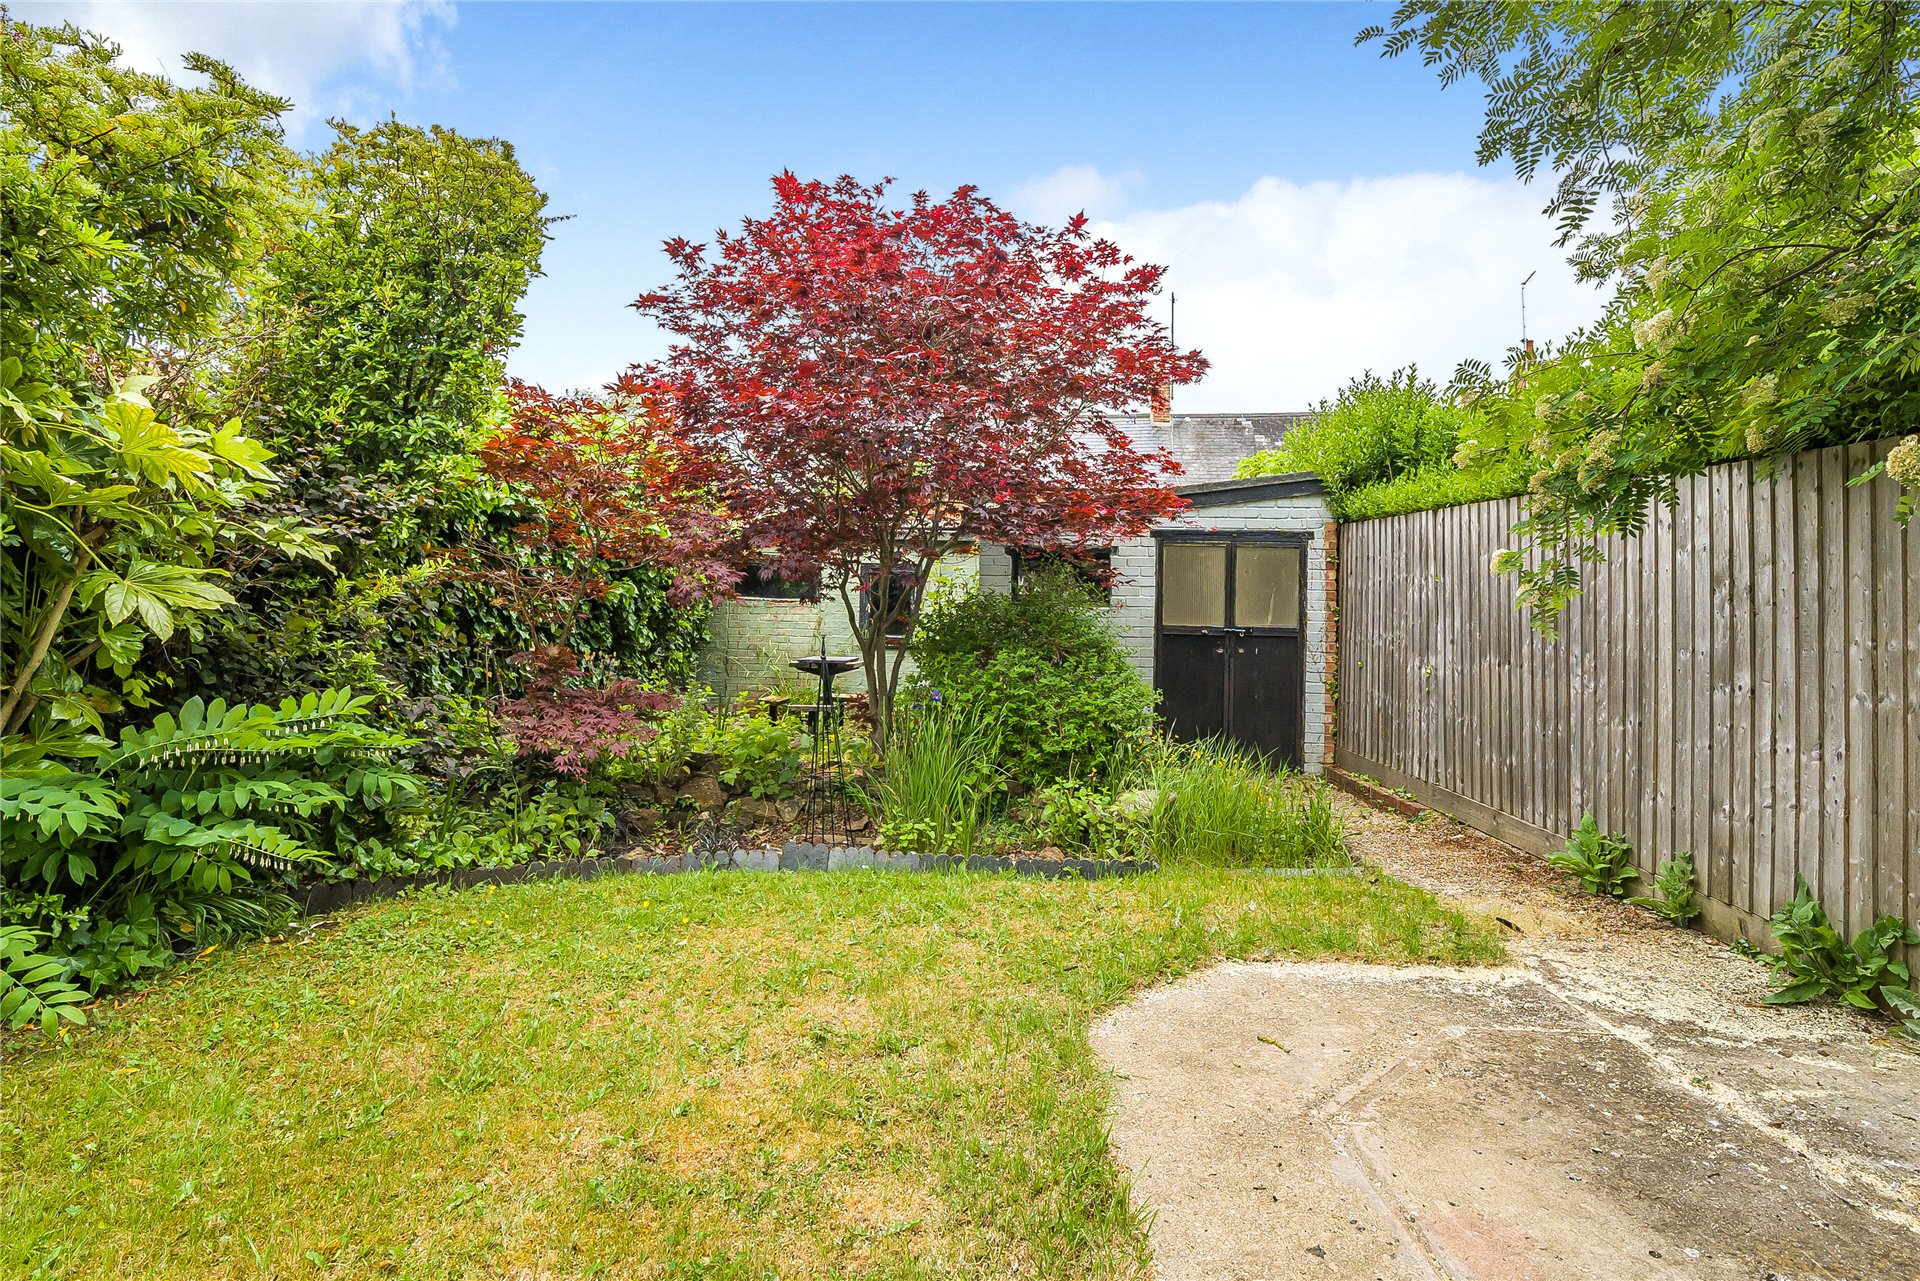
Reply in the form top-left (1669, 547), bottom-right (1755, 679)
top-left (1092, 800), bottom-right (1920, 1281)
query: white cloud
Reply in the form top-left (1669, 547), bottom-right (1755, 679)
top-left (13, 1), bottom-right (456, 139)
top-left (1009, 163), bottom-right (1142, 225)
top-left (1058, 169), bottom-right (1606, 412)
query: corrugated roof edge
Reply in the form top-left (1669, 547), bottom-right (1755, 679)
top-left (1176, 472), bottom-right (1325, 507)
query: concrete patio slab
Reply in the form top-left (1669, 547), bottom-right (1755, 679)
top-left (1093, 803), bottom-right (1920, 1281)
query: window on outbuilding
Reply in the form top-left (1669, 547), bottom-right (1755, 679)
top-left (858, 563), bottom-right (922, 643)
top-left (1009, 547), bottom-right (1115, 600)
top-left (737, 563), bottom-right (820, 599)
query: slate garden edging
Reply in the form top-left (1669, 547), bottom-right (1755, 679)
top-left (295, 844), bottom-right (1163, 917)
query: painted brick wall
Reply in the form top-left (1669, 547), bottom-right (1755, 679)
top-left (696, 555), bottom-right (979, 699)
top-left (698, 595), bottom-right (862, 700)
top-left (977, 543), bottom-right (1015, 595)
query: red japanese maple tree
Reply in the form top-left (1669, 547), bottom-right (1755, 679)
top-left (497, 644), bottom-right (680, 777)
top-left (632, 173), bottom-right (1206, 739)
top-left (478, 379), bottom-right (737, 613)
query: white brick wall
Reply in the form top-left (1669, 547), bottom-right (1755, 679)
top-left (698, 595), bottom-right (862, 699)
top-left (698, 553), bottom-right (978, 699)
top-left (977, 543), bottom-right (1015, 595)
top-left (981, 488), bottom-right (1335, 772)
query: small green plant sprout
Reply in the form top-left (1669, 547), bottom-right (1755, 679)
top-left (1763, 878), bottom-right (1918, 1011)
top-left (1881, 987), bottom-right (1920, 1043)
top-left (1628, 851), bottom-right (1700, 924)
top-left (1547, 814), bottom-right (1636, 896)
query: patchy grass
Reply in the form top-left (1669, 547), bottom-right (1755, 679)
top-left (2, 868), bottom-right (1499, 1280)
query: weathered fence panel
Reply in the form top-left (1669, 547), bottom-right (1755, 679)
top-left (1336, 439), bottom-right (1917, 943)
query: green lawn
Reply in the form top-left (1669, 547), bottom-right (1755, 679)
top-left (2, 867), bottom-right (1498, 1280)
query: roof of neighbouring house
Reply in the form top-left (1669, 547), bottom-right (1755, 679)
top-left (1175, 471), bottom-right (1325, 507)
top-left (1109, 412), bottom-right (1314, 484)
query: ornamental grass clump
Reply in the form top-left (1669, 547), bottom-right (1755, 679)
top-left (1138, 738), bottom-right (1347, 869)
top-left (864, 700), bottom-right (1003, 856)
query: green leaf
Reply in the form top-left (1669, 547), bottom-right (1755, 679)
top-left (1882, 986), bottom-right (1920, 1039)
top-left (1762, 978), bottom-right (1826, 1005)
top-left (99, 399), bottom-right (214, 488)
top-left (0, 443), bottom-right (93, 503)
top-left (80, 560), bottom-right (237, 641)
top-left (0, 925), bottom-right (91, 1032)
top-left (96, 622), bottom-right (144, 677)
top-left (207, 418), bottom-right (276, 479)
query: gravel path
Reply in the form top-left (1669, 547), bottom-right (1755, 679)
top-left (1093, 799), bottom-right (1920, 1281)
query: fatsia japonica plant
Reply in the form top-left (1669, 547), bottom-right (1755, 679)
top-left (3, 17), bottom-right (328, 731)
top-left (0, 365), bottom-right (331, 738)
top-left (0, 691), bottom-right (421, 994)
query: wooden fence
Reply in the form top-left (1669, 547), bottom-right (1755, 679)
top-left (1335, 438), bottom-right (1918, 943)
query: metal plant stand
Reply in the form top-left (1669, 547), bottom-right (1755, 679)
top-left (791, 645), bottom-right (861, 845)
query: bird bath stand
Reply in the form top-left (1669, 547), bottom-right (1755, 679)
top-left (791, 645), bottom-right (861, 845)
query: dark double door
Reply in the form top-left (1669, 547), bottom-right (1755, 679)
top-left (1155, 533), bottom-right (1308, 768)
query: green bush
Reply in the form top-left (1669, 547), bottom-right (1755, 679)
top-left (1134, 738), bottom-right (1346, 869)
top-left (595, 696), bottom-right (805, 802)
top-left (1033, 776), bottom-right (1148, 861)
top-left (1628, 851), bottom-right (1701, 924)
top-left (705, 704), bottom-right (805, 799)
top-left (0, 691), bottom-right (422, 991)
top-left (905, 571), bottom-right (1156, 789)
top-left (1334, 459), bottom-right (1528, 521)
top-left (1236, 367), bottom-right (1530, 522)
top-left (350, 783), bottom-right (612, 878)
top-left (1764, 878), bottom-right (1917, 1011)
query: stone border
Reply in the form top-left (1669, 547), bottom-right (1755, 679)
top-left (297, 856), bottom-right (636, 917)
top-left (295, 844), bottom-right (1162, 917)
top-left (767, 842), bottom-right (1157, 879)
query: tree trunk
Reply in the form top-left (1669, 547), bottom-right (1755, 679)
top-left (838, 577), bottom-right (889, 749)
top-left (0, 575), bottom-right (79, 735)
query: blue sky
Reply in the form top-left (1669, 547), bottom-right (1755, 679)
top-left (27, 2), bottom-right (1605, 409)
